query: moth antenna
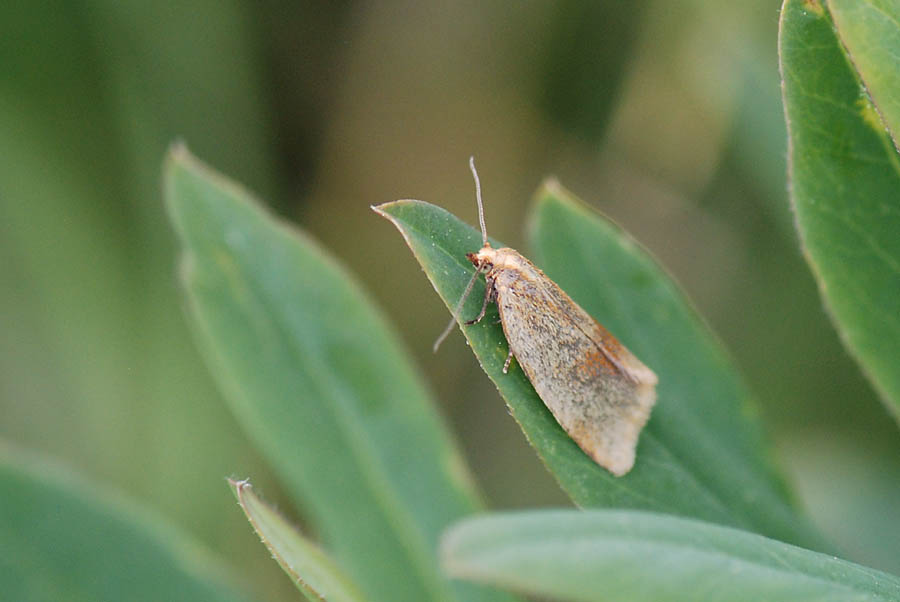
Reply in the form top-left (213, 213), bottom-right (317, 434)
top-left (433, 265), bottom-right (483, 353)
top-left (469, 156), bottom-right (488, 247)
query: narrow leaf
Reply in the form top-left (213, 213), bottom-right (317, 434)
top-left (0, 444), bottom-right (248, 602)
top-left (375, 194), bottom-right (823, 550)
top-left (229, 479), bottom-right (367, 602)
top-left (165, 146), bottom-right (510, 602)
top-left (442, 510), bottom-right (900, 602)
top-left (780, 0), bottom-right (900, 418)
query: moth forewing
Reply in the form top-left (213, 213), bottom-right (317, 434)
top-left (482, 246), bottom-right (657, 476)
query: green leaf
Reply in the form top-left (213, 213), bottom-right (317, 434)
top-left (780, 0), bottom-right (900, 419)
top-left (441, 509), bottom-right (900, 602)
top-left (375, 191), bottom-right (824, 550)
top-left (829, 0), bottom-right (900, 150)
top-left (164, 146), bottom-right (511, 602)
top-left (530, 186), bottom-right (824, 547)
top-left (0, 444), bottom-right (249, 602)
top-left (229, 479), bottom-right (367, 602)
top-left (537, 0), bottom-right (647, 143)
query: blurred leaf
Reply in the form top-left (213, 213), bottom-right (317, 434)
top-left (0, 444), bottom-right (249, 602)
top-left (780, 0), bottom-right (900, 419)
top-left (0, 7), bottom-right (286, 584)
top-left (165, 146), bottom-right (512, 602)
top-left (538, 0), bottom-right (646, 142)
top-left (375, 190), bottom-right (823, 550)
top-left (229, 479), bottom-right (367, 602)
top-left (441, 509), bottom-right (900, 602)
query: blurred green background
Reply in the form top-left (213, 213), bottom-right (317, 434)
top-left (1, 1), bottom-right (898, 600)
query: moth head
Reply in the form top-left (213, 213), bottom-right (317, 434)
top-left (467, 244), bottom-right (496, 271)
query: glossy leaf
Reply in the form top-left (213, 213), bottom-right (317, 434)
top-left (0, 445), bottom-right (248, 602)
top-left (780, 0), bottom-right (900, 418)
top-left (375, 191), bottom-right (823, 550)
top-left (229, 479), bottom-right (367, 602)
top-left (442, 509), bottom-right (900, 602)
top-left (165, 146), bottom-right (510, 602)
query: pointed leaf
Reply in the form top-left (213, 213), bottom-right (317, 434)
top-left (0, 445), bottom-right (248, 602)
top-left (441, 509), bottom-right (900, 602)
top-left (165, 146), bottom-right (511, 602)
top-left (780, 0), bottom-right (900, 419)
top-left (375, 193), bottom-right (823, 550)
top-left (229, 479), bottom-right (367, 602)
top-left (530, 185), bottom-right (823, 548)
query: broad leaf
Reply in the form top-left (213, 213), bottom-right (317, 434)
top-left (165, 146), bottom-right (510, 602)
top-left (375, 192), bottom-right (823, 550)
top-left (780, 0), bottom-right (900, 418)
top-left (0, 445), bottom-right (248, 602)
top-left (442, 509), bottom-right (900, 602)
top-left (530, 185), bottom-right (823, 547)
top-left (229, 479), bottom-right (367, 602)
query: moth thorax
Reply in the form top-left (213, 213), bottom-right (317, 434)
top-left (470, 246), bottom-right (526, 273)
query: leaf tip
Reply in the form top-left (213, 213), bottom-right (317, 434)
top-left (371, 199), bottom-right (424, 220)
top-left (370, 202), bottom-right (390, 218)
top-left (166, 138), bottom-right (191, 163)
top-left (162, 140), bottom-right (210, 226)
top-left (227, 477), bottom-right (252, 502)
top-left (163, 139), bottom-right (197, 188)
top-left (534, 177), bottom-right (579, 209)
top-left (371, 200), bottom-right (428, 238)
top-left (539, 175), bottom-right (562, 194)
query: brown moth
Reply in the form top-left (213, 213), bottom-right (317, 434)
top-left (434, 158), bottom-right (658, 476)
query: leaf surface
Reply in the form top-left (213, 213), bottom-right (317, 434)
top-left (376, 190), bottom-right (823, 550)
top-left (442, 509), bottom-right (900, 602)
top-left (229, 479), bottom-right (367, 602)
top-left (780, 0), bottom-right (900, 418)
top-left (166, 147), bottom-right (510, 602)
top-left (531, 186), bottom-right (823, 547)
top-left (0, 445), bottom-right (248, 602)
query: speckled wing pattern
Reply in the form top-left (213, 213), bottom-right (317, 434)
top-left (490, 250), bottom-right (657, 476)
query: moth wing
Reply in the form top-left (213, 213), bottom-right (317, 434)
top-left (494, 264), bottom-right (656, 476)
top-left (552, 285), bottom-right (658, 388)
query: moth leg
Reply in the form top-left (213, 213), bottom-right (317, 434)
top-left (502, 348), bottom-right (514, 374)
top-left (465, 276), bottom-right (495, 325)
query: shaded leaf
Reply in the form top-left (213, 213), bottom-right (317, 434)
top-left (0, 444), bottom-right (248, 602)
top-left (165, 146), bottom-right (510, 602)
top-left (780, 0), bottom-right (900, 419)
top-left (538, 0), bottom-right (647, 142)
top-left (375, 189), bottom-right (823, 550)
top-left (442, 509), bottom-right (900, 602)
top-left (229, 479), bottom-right (367, 602)
top-left (530, 185), bottom-right (824, 548)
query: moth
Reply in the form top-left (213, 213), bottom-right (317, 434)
top-left (434, 158), bottom-right (658, 476)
